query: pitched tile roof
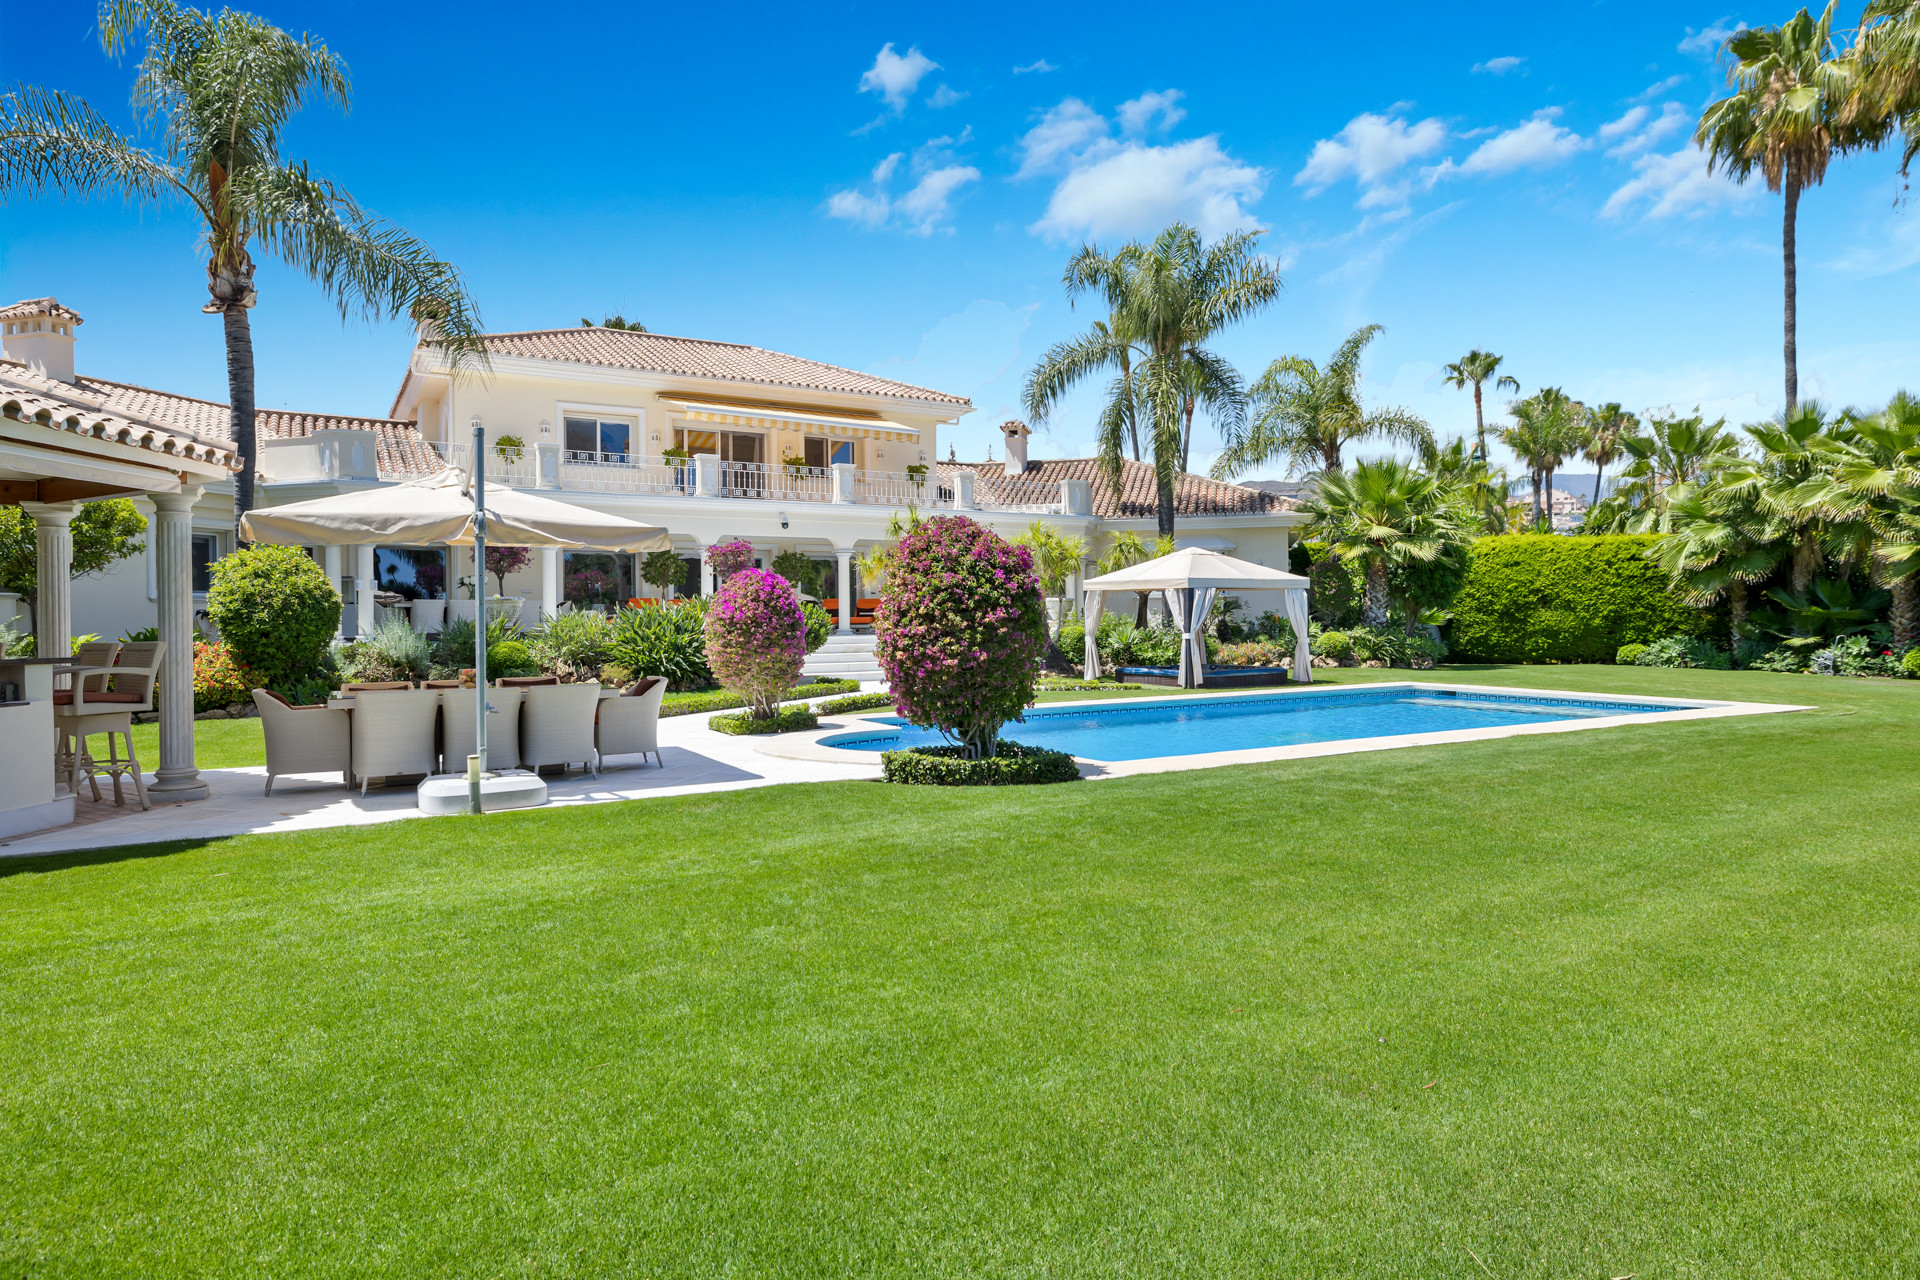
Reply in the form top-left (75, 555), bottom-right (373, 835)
top-left (938, 457), bottom-right (1295, 519)
top-left (0, 297), bottom-right (85, 325)
top-left (6, 361), bottom-right (441, 476)
top-left (452, 326), bottom-right (971, 407)
top-left (0, 360), bottom-right (242, 474)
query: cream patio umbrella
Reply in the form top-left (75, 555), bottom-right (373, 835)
top-left (241, 449), bottom-right (670, 813)
top-left (1080, 546), bottom-right (1312, 687)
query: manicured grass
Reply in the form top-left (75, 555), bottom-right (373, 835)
top-left (6, 665), bottom-right (1918, 1276)
top-left (129, 716), bottom-right (263, 770)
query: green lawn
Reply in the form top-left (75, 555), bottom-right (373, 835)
top-left (129, 716), bottom-right (264, 770)
top-left (6, 665), bottom-right (1917, 1277)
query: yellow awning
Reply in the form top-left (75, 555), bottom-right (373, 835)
top-left (660, 397), bottom-right (920, 442)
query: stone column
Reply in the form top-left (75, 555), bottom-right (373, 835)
top-left (835, 548), bottom-right (853, 634)
top-left (22, 503), bottom-right (76, 658)
top-left (699, 546), bottom-right (714, 597)
top-left (150, 486), bottom-right (208, 803)
top-left (355, 544), bottom-right (377, 638)
top-left (536, 547), bottom-right (559, 619)
top-left (323, 545), bottom-right (344, 638)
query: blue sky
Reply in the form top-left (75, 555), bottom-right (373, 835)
top-left (5, 1), bottom-right (1916, 479)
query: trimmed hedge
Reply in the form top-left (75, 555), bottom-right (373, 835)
top-left (709, 705), bottom-right (819, 735)
top-left (1448, 535), bottom-right (1712, 664)
top-left (818, 692), bottom-right (897, 715)
top-left (880, 741), bottom-right (1083, 786)
top-left (660, 678), bottom-right (859, 718)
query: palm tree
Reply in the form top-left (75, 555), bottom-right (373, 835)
top-left (1012, 521), bottom-right (1087, 638)
top-left (1026, 223), bottom-right (1281, 537)
top-left (1650, 480), bottom-right (1787, 641)
top-left (1024, 246), bottom-right (1151, 462)
top-left (1096, 529), bottom-right (1162, 626)
top-left (1422, 436), bottom-right (1511, 533)
top-left (1849, 2), bottom-right (1920, 174)
top-left (1582, 402), bottom-right (1637, 507)
top-left (0, 0), bottom-right (485, 527)
top-left (1301, 460), bottom-right (1471, 629)
top-left (1717, 403), bottom-right (1867, 601)
top-left (1591, 412), bottom-right (1745, 531)
top-left (1212, 325), bottom-right (1431, 480)
top-left (1697, 5), bottom-right (1883, 414)
top-left (1499, 389), bottom-right (1585, 526)
top-left (1801, 391), bottom-right (1920, 650)
top-left (1440, 349), bottom-right (1520, 460)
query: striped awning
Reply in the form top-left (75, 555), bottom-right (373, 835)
top-left (660, 397), bottom-right (920, 442)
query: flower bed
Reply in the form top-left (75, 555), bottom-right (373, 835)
top-left (880, 741), bottom-right (1082, 787)
top-left (710, 705), bottom-right (819, 736)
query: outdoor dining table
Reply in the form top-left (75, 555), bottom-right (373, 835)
top-left (324, 686), bottom-right (621, 711)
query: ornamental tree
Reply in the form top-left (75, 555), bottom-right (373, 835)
top-left (875, 516), bottom-right (1046, 758)
top-left (703, 567), bottom-right (806, 719)
top-left (485, 544), bottom-right (532, 596)
top-left (706, 539), bottom-right (756, 583)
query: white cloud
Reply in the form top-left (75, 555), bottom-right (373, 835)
top-left (858, 44), bottom-right (939, 112)
top-left (1015, 98), bottom-right (1109, 177)
top-left (1446, 109), bottom-right (1586, 176)
top-left (1031, 136), bottom-right (1266, 241)
top-left (927, 84), bottom-right (965, 109)
top-left (1637, 73), bottom-right (1688, 100)
top-left (1013, 58), bottom-right (1056, 75)
top-left (1680, 19), bottom-right (1742, 57)
top-left (1118, 89), bottom-right (1186, 135)
top-left (1600, 101), bottom-right (1690, 157)
top-left (1832, 215), bottom-right (1920, 277)
top-left (825, 143), bottom-right (978, 234)
top-left (1294, 112), bottom-right (1447, 211)
top-left (1602, 143), bottom-right (1756, 219)
top-left (1473, 56), bottom-right (1526, 75)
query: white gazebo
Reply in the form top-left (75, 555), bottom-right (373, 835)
top-left (1, 357), bottom-right (245, 825)
top-left (1080, 546), bottom-right (1312, 687)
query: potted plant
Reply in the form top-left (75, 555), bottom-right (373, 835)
top-left (494, 433), bottom-right (526, 461)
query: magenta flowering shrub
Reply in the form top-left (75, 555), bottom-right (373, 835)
top-left (875, 516), bottom-right (1046, 758)
top-left (704, 567), bottom-right (807, 718)
top-left (706, 539), bottom-right (756, 583)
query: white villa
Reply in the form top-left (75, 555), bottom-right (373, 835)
top-left (3, 298), bottom-right (1308, 649)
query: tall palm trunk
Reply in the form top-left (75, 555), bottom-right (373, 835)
top-left (1791, 535), bottom-right (1818, 605)
top-left (1180, 397), bottom-right (1195, 475)
top-left (1729, 579), bottom-right (1749, 648)
top-left (1592, 460), bottom-right (1606, 507)
top-left (1120, 349), bottom-right (1140, 461)
top-left (1891, 575), bottom-right (1918, 653)
top-left (1362, 556), bottom-right (1389, 629)
top-left (1472, 383), bottom-right (1485, 459)
top-left (1530, 469), bottom-right (1543, 525)
top-left (1156, 478), bottom-right (1175, 539)
top-left (223, 304), bottom-right (257, 532)
top-left (1783, 169), bottom-right (1800, 416)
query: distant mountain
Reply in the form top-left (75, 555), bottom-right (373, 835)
top-left (1507, 473), bottom-right (1621, 503)
top-left (1241, 478), bottom-right (1316, 501)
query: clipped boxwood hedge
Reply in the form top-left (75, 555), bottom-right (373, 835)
top-left (709, 704), bottom-right (819, 735)
top-left (1448, 535), bottom-right (1714, 664)
top-left (660, 678), bottom-right (859, 718)
top-left (880, 741), bottom-right (1082, 786)
top-left (818, 692), bottom-right (897, 715)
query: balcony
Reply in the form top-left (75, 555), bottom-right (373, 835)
top-left (387, 441), bottom-right (1086, 518)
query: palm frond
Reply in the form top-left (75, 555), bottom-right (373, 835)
top-left (0, 83), bottom-right (190, 208)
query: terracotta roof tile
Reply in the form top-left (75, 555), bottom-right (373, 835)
top-left (455, 326), bottom-right (971, 407)
top-left (36, 366), bottom-right (441, 476)
top-left (938, 457), bottom-right (1292, 519)
top-left (0, 297), bottom-right (85, 324)
top-left (0, 360), bottom-right (242, 473)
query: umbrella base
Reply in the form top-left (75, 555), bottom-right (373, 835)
top-left (417, 770), bottom-right (549, 815)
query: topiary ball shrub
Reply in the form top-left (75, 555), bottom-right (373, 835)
top-left (204, 545), bottom-right (340, 687)
top-left (705, 567), bottom-right (807, 719)
top-left (486, 638), bottom-right (537, 677)
top-left (1905, 648), bottom-right (1920, 679)
top-left (802, 600), bottom-right (833, 653)
top-left (1317, 630), bottom-right (1354, 661)
top-left (881, 741), bottom-right (1082, 786)
top-left (709, 704), bottom-right (819, 735)
top-left (875, 515), bottom-right (1047, 759)
top-left (1615, 643), bottom-right (1649, 666)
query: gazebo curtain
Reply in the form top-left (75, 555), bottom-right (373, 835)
top-left (1082, 589), bottom-right (1106, 678)
top-left (1283, 587), bottom-right (1312, 685)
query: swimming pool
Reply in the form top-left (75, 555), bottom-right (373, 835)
top-left (817, 686), bottom-right (1698, 762)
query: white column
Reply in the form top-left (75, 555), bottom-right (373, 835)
top-left (699, 546), bottom-right (714, 597)
top-left (23, 503), bottom-right (76, 658)
top-left (539, 546), bottom-right (561, 619)
top-left (835, 548), bottom-right (853, 634)
top-left (354, 544), bottom-right (376, 638)
top-left (150, 486), bottom-right (208, 803)
top-left (323, 545), bottom-right (344, 638)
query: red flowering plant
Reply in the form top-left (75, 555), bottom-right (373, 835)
top-left (875, 516), bottom-right (1046, 758)
top-left (705, 539), bottom-right (756, 583)
top-left (703, 567), bottom-right (807, 719)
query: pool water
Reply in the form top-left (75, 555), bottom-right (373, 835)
top-left (819, 687), bottom-right (1689, 762)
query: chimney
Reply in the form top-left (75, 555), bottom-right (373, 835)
top-left (1000, 419), bottom-right (1030, 476)
top-left (0, 297), bottom-right (82, 383)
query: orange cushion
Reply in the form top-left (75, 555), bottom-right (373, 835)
top-left (495, 675), bottom-right (559, 687)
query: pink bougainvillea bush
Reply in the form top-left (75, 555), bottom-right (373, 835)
top-left (705, 539), bottom-right (756, 583)
top-left (704, 567), bottom-right (807, 719)
top-left (875, 516), bottom-right (1046, 758)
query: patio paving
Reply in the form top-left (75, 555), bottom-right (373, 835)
top-left (2, 698), bottom-right (885, 859)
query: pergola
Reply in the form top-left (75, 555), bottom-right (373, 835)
top-left (2, 368), bottom-right (244, 806)
top-left (1080, 546), bottom-right (1313, 687)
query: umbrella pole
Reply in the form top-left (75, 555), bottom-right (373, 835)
top-left (471, 421), bottom-right (488, 816)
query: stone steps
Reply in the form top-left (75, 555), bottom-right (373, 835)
top-left (804, 632), bottom-right (885, 683)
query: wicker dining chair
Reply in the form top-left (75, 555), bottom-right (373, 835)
top-left (347, 689), bottom-right (441, 795)
top-left (594, 677), bottom-right (665, 768)
top-left (53, 641), bottom-right (161, 808)
top-left (519, 683), bottom-right (602, 776)
top-left (440, 686), bottom-right (523, 772)
top-left (253, 689), bottom-right (351, 795)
